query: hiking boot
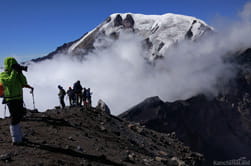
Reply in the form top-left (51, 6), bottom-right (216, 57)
top-left (10, 124), bottom-right (23, 145)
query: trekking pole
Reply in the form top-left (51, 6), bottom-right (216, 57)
top-left (32, 92), bottom-right (35, 110)
top-left (31, 90), bottom-right (38, 112)
top-left (4, 104), bottom-right (6, 118)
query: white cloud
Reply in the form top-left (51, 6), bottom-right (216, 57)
top-left (1, 2), bottom-right (251, 118)
top-left (240, 1), bottom-right (251, 22)
top-left (21, 30), bottom-right (238, 115)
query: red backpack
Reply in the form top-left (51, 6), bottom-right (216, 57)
top-left (0, 83), bottom-right (4, 97)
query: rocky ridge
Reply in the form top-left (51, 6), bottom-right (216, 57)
top-left (119, 48), bottom-right (251, 163)
top-left (0, 107), bottom-right (203, 166)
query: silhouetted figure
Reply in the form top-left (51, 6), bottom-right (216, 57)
top-left (58, 85), bottom-right (66, 109)
top-left (73, 80), bottom-right (83, 106)
top-left (67, 87), bottom-right (75, 106)
top-left (86, 88), bottom-right (92, 109)
top-left (82, 87), bottom-right (92, 109)
top-left (82, 87), bottom-right (87, 108)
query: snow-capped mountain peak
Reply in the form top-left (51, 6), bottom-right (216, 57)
top-left (68, 13), bottom-right (213, 60)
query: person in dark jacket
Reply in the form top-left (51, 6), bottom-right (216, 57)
top-left (73, 80), bottom-right (83, 106)
top-left (86, 88), bottom-right (92, 109)
top-left (58, 85), bottom-right (66, 109)
top-left (67, 87), bottom-right (75, 106)
top-left (82, 87), bottom-right (87, 107)
top-left (0, 57), bottom-right (33, 145)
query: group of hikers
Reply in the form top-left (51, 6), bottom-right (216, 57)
top-left (57, 80), bottom-right (92, 109)
top-left (0, 57), bottom-right (108, 146)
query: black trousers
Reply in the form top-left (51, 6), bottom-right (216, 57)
top-left (7, 99), bottom-right (26, 125)
top-left (59, 96), bottom-right (65, 108)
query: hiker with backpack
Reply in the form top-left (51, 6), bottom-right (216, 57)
top-left (66, 87), bottom-right (75, 107)
top-left (82, 87), bottom-right (92, 109)
top-left (82, 87), bottom-right (87, 108)
top-left (73, 80), bottom-right (83, 106)
top-left (58, 85), bottom-right (66, 109)
top-left (0, 57), bottom-right (34, 145)
top-left (86, 88), bottom-right (92, 109)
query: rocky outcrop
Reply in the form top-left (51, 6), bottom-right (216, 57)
top-left (96, 99), bottom-right (111, 114)
top-left (120, 95), bottom-right (251, 162)
top-left (30, 36), bottom-right (83, 63)
top-left (114, 14), bottom-right (123, 27)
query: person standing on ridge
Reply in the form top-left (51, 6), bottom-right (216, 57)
top-left (58, 85), bottom-right (66, 109)
top-left (0, 57), bottom-right (33, 145)
top-left (86, 88), bottom-right (92, 109)
top-left (82, 87), bottom-right (87, 108)
top-left (66, 87), bottom-right (75, 107)
top-left (73, 80), bottom-right (83, 106)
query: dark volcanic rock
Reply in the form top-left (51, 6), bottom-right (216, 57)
top-left (122, 14), bottom-right (135, 29)
top-left (0, 107), bottom-right (203, 166)
top-left (185, 20), bottom-right (196, 40)
top-left (30, 37), bottom-right (83, 63)
top-left (120, 95), bottom-right (251, 163)
top-left (120, 48), bottom-right (251, 164)
top-left (120, 96), bottom-right (165, 122)
top-left (114, 14), bottom-right (123, 27)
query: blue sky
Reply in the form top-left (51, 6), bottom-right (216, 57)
top-left (0, 0), bottom-right (249, 62)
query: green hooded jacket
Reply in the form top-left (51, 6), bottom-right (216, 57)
top-left (0, 57), bottom-right (27, 101)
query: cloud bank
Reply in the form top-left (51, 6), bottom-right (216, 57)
top-left (1, 2), bottom-right (251, 117)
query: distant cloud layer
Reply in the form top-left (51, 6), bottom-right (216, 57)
top-left (1, 2), bottom-right (251, 117)
top-left (240, 1), bottom-right (251, 22)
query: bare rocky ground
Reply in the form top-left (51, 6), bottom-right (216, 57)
top-left (0, 107), bottom-right (203, 166)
